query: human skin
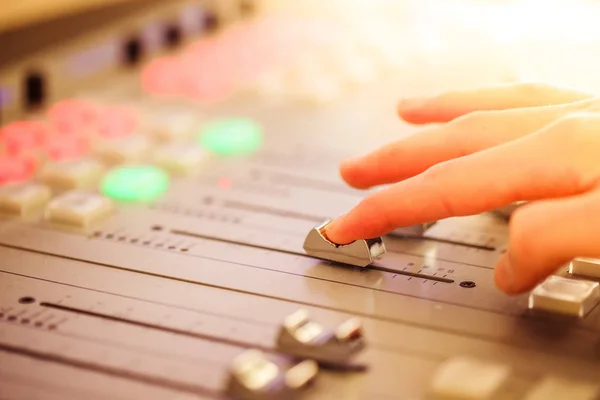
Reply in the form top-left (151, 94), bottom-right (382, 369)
top-left (324, 81), bottom-right (600, 295)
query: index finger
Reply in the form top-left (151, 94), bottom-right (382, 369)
top-left (325, 121), bottom-right (595, 244)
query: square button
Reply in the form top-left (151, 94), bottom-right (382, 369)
top-left (152, 144), bottom-right (207, 176)
top-left (40, 158), bottom-right (104, 190)
top-left (149, 112), bottom-right (199, 142)
top-left (528, 276), bottom-right (600, 317)
top-left (569, 258), bottom-right (600, 279)
top-left (525, 377), bottom-right (598, 400)
top-left (0, 183), bottom-right (51, 216)
top-left (45, 190), bottom-right (114, 227)
top-left (94, 136), bottom-right (150, 165)
top-left (430, 356), bottom-right (510, 400)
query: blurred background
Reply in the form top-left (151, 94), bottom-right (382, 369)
top-left (4, 0), bottom-right (600, 91)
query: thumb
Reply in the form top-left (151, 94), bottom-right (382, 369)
top-left (495, 190), bottom-right (600, 294)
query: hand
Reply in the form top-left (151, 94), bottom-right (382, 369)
top-left (324, 81), bottom-right (600, 295)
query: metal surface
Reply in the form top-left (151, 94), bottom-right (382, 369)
top-left (2, 1), bottom-right (600, 400)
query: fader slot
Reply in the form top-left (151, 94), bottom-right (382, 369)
top-left (4, 257), bottom-right (600, 384)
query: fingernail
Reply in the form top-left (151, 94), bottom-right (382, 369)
top-left (398, 97), bottom-right (427, 111)
top-left (495, 255), bottom-right (516, 293)
top-left (341, 156), bottom-right (363, 168)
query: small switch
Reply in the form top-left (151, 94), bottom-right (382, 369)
top-left (39, 158), bottom-right (104, 190)
top-left (528, 276), bottom-right (600, 318)
top-left (429, 356), bottom-right (510, 400)
top-left (0, 183), bottom-right (51, 216)
top-left (152, 144), bottom-right (207, 176)
top-left (150, 112), bottom-right (199, 142)
top-left (94, 135), bottom-right (150, 165)
top-left (569, 257), bottom-right (600, 279)
top-left (525, 377), bottom-right (598, 400)
top-left (45, 190), bottom-right (114, 227)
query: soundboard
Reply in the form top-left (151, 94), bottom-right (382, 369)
top-left (2, 1), bottom-right (600, 399)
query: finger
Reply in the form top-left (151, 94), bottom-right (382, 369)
top-left (398, 81), bottom-right (596, 124)
top-left (342, 98), bottom-right (598, 189)
top-left (495, 190), bottom-right (600, 295)
top-left (326, 113), bottom-right (600, 244)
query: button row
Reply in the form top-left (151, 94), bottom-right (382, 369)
top-left (0, 184), bottom-right (113, 228)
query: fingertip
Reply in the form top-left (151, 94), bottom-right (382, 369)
top-left (339, 157), bottom-right (372, 190)
top-left (494, 254), bottom-right (519, 295)
top-left (397, 98), bottom-right (432, 124)
top-left (322, 215), bottom-right (354, 245)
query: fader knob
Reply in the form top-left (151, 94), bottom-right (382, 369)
top-left (225, 349), bottom-right (318, 400)
top-left (276, 309), bottom-right (366, 369)
top-left (303, 219), bottom-right (385, 267)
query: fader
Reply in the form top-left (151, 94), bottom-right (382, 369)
top-left (302, 219), bottom-right (386, 267)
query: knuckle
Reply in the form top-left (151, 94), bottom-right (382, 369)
top-left (545, 113), bottom-right (600, 148)
top-left (421, 163), bottom-right (459, 216)
top-left (513, 81), bottom-right (551, 97)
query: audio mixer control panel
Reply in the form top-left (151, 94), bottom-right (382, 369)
top-left (1, 1), bottom-right (600, 399)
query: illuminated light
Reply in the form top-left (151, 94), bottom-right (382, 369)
top-left (101, 165), bottom-right (169, 202)
top-left (44, 136), bottom-right (89, 162)
top-left (97, 105), bottom-right (139, 139)
top-left (140, 57), bottom-right (183, 96)
top-left (0, 156), bottom-right (37, 185)
top-left (0, 121), bottom-right (46, 155)
top-left (218, 177), bottom-right (232, 190)
top-left (47, 99), bottom-right (100, 133)
top-left (199, 118), bottom-right (263, 156)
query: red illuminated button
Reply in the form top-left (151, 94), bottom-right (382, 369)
top-left (47, 99), bottom-right (99, 134)
top-left (44, 136), bottom-right (89, 162)
top-left (141, 57), bottom-right (183, 96)
top-left (97, 106), bottom-right (139, 139)
top-left (0, 121), bottom-right (46, 156)
top-left (0, 156), bottom-right (36, 185)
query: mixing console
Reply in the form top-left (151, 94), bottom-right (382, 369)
top-left (2, 0), bottom-right (600, 399)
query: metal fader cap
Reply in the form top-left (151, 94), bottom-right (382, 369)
top-left (302, 219), bottom-right (386, 267)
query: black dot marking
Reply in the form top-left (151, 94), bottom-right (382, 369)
top-left (460, 281), bottom-right (477, 289)
top-left (106, 234), bottom-right (114, 239)
top-left (151, 225), bottom-right (163, 231)
top-left (48, 324), bottom-right (57, 330)
top-left (7, 316), bottom-right (17, 321)
top-left (35, 321), bottom-right (43, 327)
top-left (143, 241), bottom-right (151, 245)
top-left (180, 248), bottom-right (189, 252)
top-left (19, 296), bottom-right (35, 304)
top-left (168, 246), bottom-right (176, 250)
top-left (21, 319), bottom-right (30, 324)
top-left (130, 238), bottom-right (139, 243)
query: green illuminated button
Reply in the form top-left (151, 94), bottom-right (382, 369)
top-left (101, 165), bottom-right (169, 202)
top-left (198, 118), bottom-right (263, 156)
